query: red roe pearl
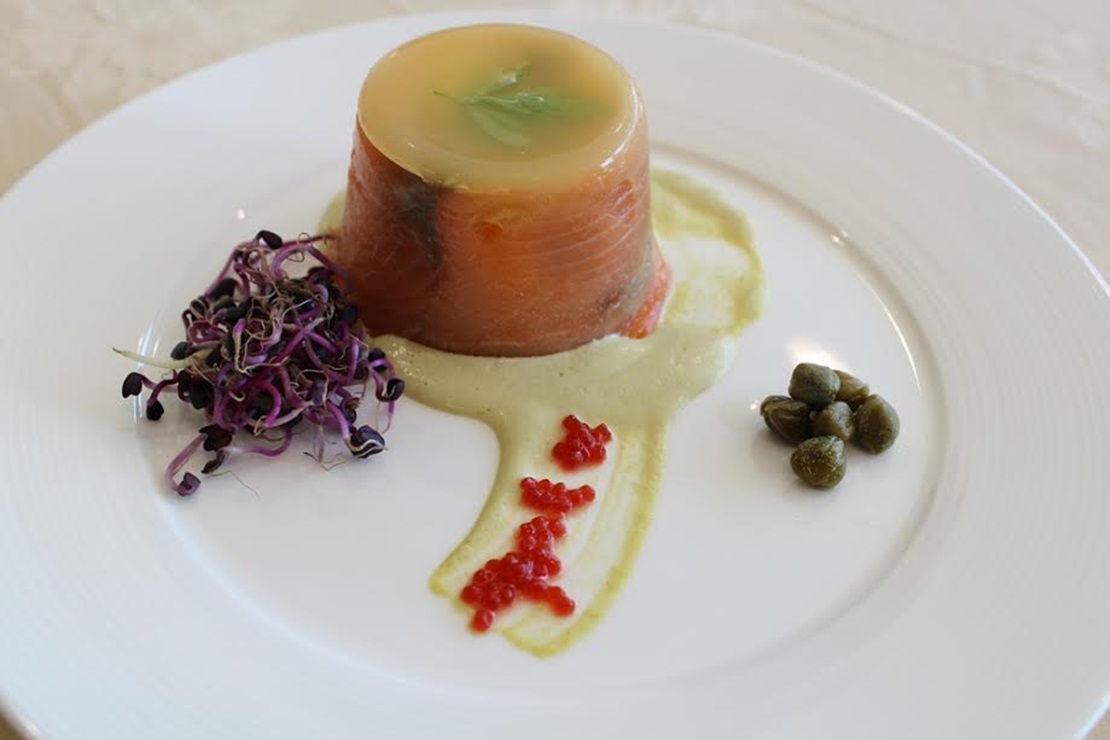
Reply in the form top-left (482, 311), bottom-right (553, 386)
top-left (462, 514), bottom-right (572, 632)
top-left (471, 609), bottom-right (495, 632)
top-left (552, 415), bottom-right (612, 471)
top-left (520, 477), bottom-right (596, 513)
top-left (460, 416), bottom-right (610, 634)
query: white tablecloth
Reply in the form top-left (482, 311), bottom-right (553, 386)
top-left (2, 1), bottom-right (1107, 737)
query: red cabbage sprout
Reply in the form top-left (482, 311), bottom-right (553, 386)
top-left (116, 230), bottom-right (403, 495)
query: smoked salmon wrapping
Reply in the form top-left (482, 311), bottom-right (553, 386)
top-left (335, 89), bottom-right (670, 358)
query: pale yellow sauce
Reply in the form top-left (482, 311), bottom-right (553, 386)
top-left (323, 170), bottom-right (763, 655)
top-left (355, 24), bottom-right (640, 192)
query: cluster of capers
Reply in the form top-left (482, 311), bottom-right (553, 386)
top-left (760, 363), bottom-right (900, 489)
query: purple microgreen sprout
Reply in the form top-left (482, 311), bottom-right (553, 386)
top-left (115, 231), bottom-right (402, 495)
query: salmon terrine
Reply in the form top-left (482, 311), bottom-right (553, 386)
top-left (336, 23), bottom-right (669, 357)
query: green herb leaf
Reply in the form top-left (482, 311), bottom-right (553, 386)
top-left (462, 105), bottom-right (533, 149)
top-left (474, 63), bottom-right (529, 95)
top-left (460, 88), bottom-right (578, 115)
top-left (435, 64), bottom-right (595, 148)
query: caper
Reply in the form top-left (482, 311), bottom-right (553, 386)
top-left (854, 394), bottom-right (900, 453)
top-left (788, 363), bottom-right (840, 408)
top-left (760, 395), bottom-right (813, 445)
top-left (790, 436), bottom-right (847, 489)
top-left (834, 370), bottom-right (870, 409)
top-left (812, 401), bottom-right (855, 442)
top-left (759, 395), bottom-right (791, 415)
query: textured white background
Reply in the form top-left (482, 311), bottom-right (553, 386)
top-left (1, 1), bottom-right (1107, 737)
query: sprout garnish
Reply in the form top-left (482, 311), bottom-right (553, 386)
top-left (117, 230), bottom-right (403, 496)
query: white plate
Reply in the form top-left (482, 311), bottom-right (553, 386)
top-left (2, 11), bottom-right (1108, 739)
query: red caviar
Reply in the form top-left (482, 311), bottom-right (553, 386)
top-left (552, 415), bottom-right (613, 471)
top-left (520, 476), bottom-right (596, 513)
top-left (460, 415), bottom-right (611, 634)
top-left (461, 514), bottom-right (575, 632)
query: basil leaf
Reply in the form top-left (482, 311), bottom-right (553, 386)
top-left (435, 64), bottom-right (595, 148)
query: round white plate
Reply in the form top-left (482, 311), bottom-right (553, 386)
top-left (1, 11), bottom-right (1108, 740)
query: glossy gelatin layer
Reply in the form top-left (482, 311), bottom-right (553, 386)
top-left (336, 23), bottom-right (669, 356)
